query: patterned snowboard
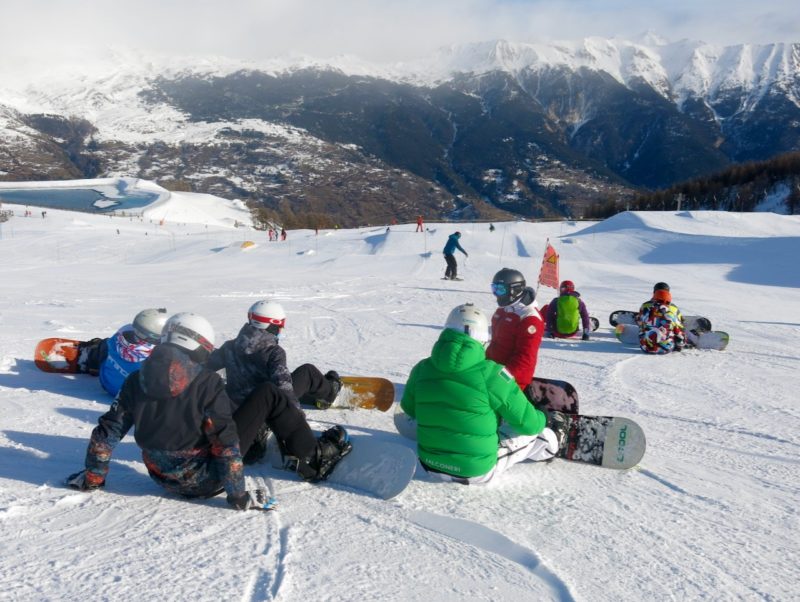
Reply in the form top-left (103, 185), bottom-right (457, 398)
top-left (331, 377), bottom-right (395, 411)
top-left (609, 310), bottom-right (712, 333)
top-left (266, 433), bottom-right (417, 500)
top-left (560, 414), bottom-right (646, 469)
top-left (34, 338), bottom-right (82, 373)
top-left (615, 323), bottom-right (729, 351)
top-left (526, 376), bottom-right (579, 414)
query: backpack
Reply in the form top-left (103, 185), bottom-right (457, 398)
top-left (555, 295), bottom-right (580, 335)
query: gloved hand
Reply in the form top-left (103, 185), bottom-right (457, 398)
top-left (65, 470), bottom-right (105, 491)
top-left (229, 489), bottom-right (277, 511)
top-left (582, 330), bottom-right (590, 341)
top-left (674, 344), bottom-right (683, 352)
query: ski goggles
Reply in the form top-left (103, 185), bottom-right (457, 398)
top-left (491, 282), bottom-right (508, 296)
top-left (248, 312), bottom-right (286, 328)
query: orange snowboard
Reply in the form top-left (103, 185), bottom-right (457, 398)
top-left (335, 377), bottom-right (395, 411)
top-left (34, 338), bottom-right (82, 373)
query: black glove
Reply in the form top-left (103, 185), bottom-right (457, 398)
top-left (228, 489), bottom-right (277, 511)
top-left (65, 470), bottom-right (104, 491)
top-left (581, 331), bottom-right (590, 341)
top-left (674, 344), bottom-right (683, 352)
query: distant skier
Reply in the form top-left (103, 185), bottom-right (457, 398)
top-left (66, 312), bottom-right (352, 509)
top-left (442, 231), bottom-right (468, 280)
top-left (206, 300), bottom-right (343, 463)
top-left (544, 280), bottom-right (592, 340)
top-left (280, 228), bottom-right (287, 241)
top-left (401, 303), bottom-right (566, 484)
top-left (75, 308), bottom-right (169, 397)
top-left (415, 215), bottom-right (424, 232)
top-left (486, 268), bottom-right (545, 399)
top-left (636, 282), bottom-right (686, 354)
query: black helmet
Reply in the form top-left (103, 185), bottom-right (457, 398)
top-left (491, 268), bottom-right (527, 307)
top-left (653, 282), bottom-right (670, 292)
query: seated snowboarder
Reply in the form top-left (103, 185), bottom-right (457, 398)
top-left (206, 300), bottom-right (343, 463)
top-left (401, 303), bottom-right (567, 484)
top-left (544, 280), bottom-right (592, 340)
top-left (636, 283), bottom-right (686, 354)
top-left (66, 312), bottom-right (352, 509)
top-left (486, 268), bottom-right (545, 399)
top-left (75, 308), bottom-right (169, 397)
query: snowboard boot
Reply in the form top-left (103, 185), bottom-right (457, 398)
top-left (546, 411), bottom-right (569, 457)
top-left (296, 426), bottom-right (352, 482)
top-left (315, 371), bottom-right (343, 409)
top-left (76, 338), bottom-right (105, 375)
top-left (242, 424), bottom-right (271, 465)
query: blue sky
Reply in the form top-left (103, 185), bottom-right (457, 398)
top-left (1, 0), bottom-right (798, 63)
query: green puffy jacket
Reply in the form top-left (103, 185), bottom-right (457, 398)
top-left (401, 328), bottom-right (547, 478)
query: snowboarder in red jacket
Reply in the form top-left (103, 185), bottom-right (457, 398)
top-left (485, 268), bottom-right (544, 395)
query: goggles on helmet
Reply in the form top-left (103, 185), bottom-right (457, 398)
top-left (168, 323), bottom-right (214, 352)
top-left (491, 282), bottom-right (508, 296)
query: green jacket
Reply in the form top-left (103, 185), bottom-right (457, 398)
top-left (401, 329), bottom-right (546, 477)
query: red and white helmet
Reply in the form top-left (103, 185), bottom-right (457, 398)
top-left (248, 300), bottom-right (286, 330)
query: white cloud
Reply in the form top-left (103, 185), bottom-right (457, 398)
top-left (0, 0), bottom-right (797, 67)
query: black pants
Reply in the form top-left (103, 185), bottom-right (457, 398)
top-left (234, 382), bottom-right (317, 461)
top-left (292, 363), bottom-right (336, 406)
top-left (444, 254), bottom-right (458, 279)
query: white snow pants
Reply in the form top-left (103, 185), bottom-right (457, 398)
top-left (425, 428), bottom-right (559, 485)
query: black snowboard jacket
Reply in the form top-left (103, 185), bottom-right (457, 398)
top-left (83, 343), bottom-right (245, 501)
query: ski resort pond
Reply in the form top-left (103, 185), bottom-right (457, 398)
top-left (0, 186), bottom-right (160, 213)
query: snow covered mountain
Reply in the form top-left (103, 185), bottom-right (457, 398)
top-left (1, 37), bottom-right (798, 223)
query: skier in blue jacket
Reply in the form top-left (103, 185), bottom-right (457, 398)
top-left (442, 231), bottom-right (468, 280)
top-left (75, 308), bottom-right (169, 397)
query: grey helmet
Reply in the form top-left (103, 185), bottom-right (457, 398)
top-left (161, 312), bottom-right (215, 353)
top-left (491, 268), bottom-right (527, 307)
top-left (132, 308), bottom-right (169, 344)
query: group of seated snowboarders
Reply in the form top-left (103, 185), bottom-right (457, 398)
top-left (63, 270), bottom-right (687, 508)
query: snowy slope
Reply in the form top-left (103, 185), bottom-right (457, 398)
top-left (0, 191), bottom-right (799, 601)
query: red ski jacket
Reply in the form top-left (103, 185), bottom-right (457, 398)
top-left (486, 299), bottom-right (544, 389)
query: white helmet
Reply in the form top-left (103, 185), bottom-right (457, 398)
top-left (445, 303), bottom-right (490, 344)
top-left (161, 312), bottom-right (215, 352)
top-left (248, 300), bottom-right (286, 331)
top-left (133, 308), bottom-right (169, 344)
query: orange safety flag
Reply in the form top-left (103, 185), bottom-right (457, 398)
top-left (538, 243), bottom-right (559, 289)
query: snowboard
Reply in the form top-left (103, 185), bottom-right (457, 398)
top-left (590, 316), bottom-right (600, 332)
top-left (441, 277), bottom-right (464, 281)
top-left (558, 414), bottom-right (646, 469)
top-left (526, 376), bottom-right (579, 414)
top-left (331, 377), bottom-right (395, 411)
top-left (614, 323), bottom-right (729, 351)
top-left (34, 337), bottom-right (81, 373)
top-left (266, 433), bottom-right (417, 500)
top-left (396, 407), bottom-right (646, 470)
top-left (609, 310), bottom-right (712, 333)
